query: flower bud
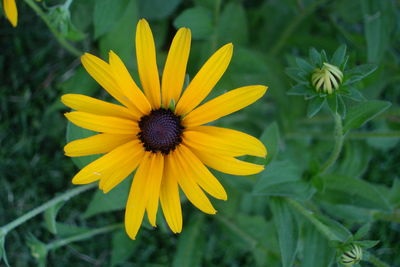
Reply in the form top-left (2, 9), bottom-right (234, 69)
top-left (340, 244), bottom-right (363, 266)
top-left (311, 63), bottom-right (343, 94)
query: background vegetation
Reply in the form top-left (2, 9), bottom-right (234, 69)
top-left (1, 0), bottom-right (399, 266)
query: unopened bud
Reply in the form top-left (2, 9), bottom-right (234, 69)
top-left (340, 244), bottom-right (362, 266)
top-left (311, 63), bottom-right (343, 94)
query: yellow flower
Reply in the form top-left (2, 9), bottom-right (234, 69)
top-left (62, 19), bottom-right (268, 239)
top-left (3, 0), bottom-right (18, 27)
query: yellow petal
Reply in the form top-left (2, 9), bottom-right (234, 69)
top-left (161, 28), bottom-right (191, 107)
top-left (170, 148), bottom-right (216, 214)
top-left (186, 145), bottom-right (264, 176)
top-left (178, 144), bottom-right (227, 200)
top-left (61, 94), bottom-right (137, 120)
top-left (108, 51), bottom-right (152, 115)
top-left (81, 53), bottom-right (140, 113)
top-left (160, 156), bottom-right (182, 233)
top-left (3, 0), bottom-right (17, 27)
top-left (183, 126), bottom-right (266, 158)
top-left (125, 152), bottom-right (163, 239)
top-left (145, 153), bottom-right (164, 227)
top-left (175, 43), bottom-right (233, 115)
top-left (64, 133), bottom-right (135, 157)
top-left (136, 19), bottom-right (161, 109)
top-left (71, 139), bottom-right (142, 185)
top-left (100, 142), bottom-right (145, 193)
top-left (183, 85), bottom-right (267, 127)
top-left (65, 111), bottom-right (139, 134)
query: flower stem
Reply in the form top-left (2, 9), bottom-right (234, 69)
top-left (0, 184), bottom-right (96, 235)
top-left (368, 254), bottom-right (390, 267)
top-left (319, 112), bottom-right (344, 174)
top-left (286, 198), bottom-right (338, 241)
top-left (22, 0), bottom-right (82, 57)
top-left (46, 223), bottom-right (123, 251)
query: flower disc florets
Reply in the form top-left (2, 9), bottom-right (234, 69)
top-left (311, 62), bottom-right (343, 94)
top-left (138, 108), bottom-right (184, 154)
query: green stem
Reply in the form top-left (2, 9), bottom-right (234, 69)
top-left (210, 0), bottom-right (222, 52)
top-left (270, 0), bottom-right (327, 56)
top-left (1, 184), bottom-right (96, 235)
top-left (319, 112), bottom-right (344, 174)
top-left (23, 0), bottom-right (82, 57)
top-left (286, 199), bottom-right (338, 241)
top-left (46, 223), bottom-right (123, 251)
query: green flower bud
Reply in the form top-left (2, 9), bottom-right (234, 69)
top-left (311, 62), bottom-right (343, 94)
top-left (340, 244), bottom-right (363, 266)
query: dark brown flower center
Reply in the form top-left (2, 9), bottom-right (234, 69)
top-left (138, 108), bottom-right (183, 154)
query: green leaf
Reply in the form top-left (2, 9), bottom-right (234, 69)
top-left (111, 230), bottom-right (140, 266)
top-left (259, 122), bottom-right (280, 165)
top-left (83, 176), bottom-right (131, 218)
top-left (174, 7), bottom-right (213, 40)
top-left (354, 223), bottom-right (371, 240)
top-left (389, 179), bottom-right (400, 206)
top-left (307, 97), bottom-right (326, 118)
top-left (55, 223), bottom-right (92, 238)
top-left (287, 84), bottom-right (310, 96)
top-left (302, 223), bottom-right (335, 267)
top-left (344, 64), bottom-right (377, 85)
top-left (60, 66), bottom-right (98, 95)
top-left (296, 57), bottom-right (315, 72)
top-left (309, 48), bottom-right (322, 66)
top-left (270, 197), bottom-right (299, 267)
top-left (93, 0), bottom-right (129, 39)
top-left (343, 100), bottom-right (391, 133)
top-left (43, 201), bottom-right (65, 235)
top-left (317, 174), bottom-right (392, 211)
top-left (354, 240), bottom-right (379, 249)
top-left (285, 67), bottom-right (307, 83)
top-left (330, 44), bottom-right (347, 67)
top-left (26, 234), bottom-right (47, 267)
top-left (139, 0), bottom-right (181, 20)
top-left (66, 122), bottom-right (100, 169)
top-left (217, 3), bottom-right (248, 45)
top-left (99, 0), bottom-right (138, 68)
top-left (172, 214), bottom-right (205, 267)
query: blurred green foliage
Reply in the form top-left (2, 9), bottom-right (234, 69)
top-left (1, 0), bottom-right (400, 266)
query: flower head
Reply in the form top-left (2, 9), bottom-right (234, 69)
top-left (340, 244), bottom-right (363, 266)
top-left (62, 19), bottom-right (268, 239)
top-left (3, 0), bottom-right (18, 27)
top-left (311, 62), bottom-right (343, 94)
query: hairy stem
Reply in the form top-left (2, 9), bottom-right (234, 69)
top-left (1, 184), bottom-right (96, 235)
top-left (23, 0), bottom-right (82, 57)
top-left (320, 112), bottom-right (344, 174)
top-left (46, 223), bottom-right (123, 251)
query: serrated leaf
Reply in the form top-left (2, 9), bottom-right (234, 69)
top-left (66, 122), bottom-right (101, 169)
top-left (111, 230), bottom-right (140, 266)
top-left (270, 197), bottom-right (299, 267)
top-left (330, 44), bottom-right (347, 67)
top-left (307, 97), bottom-right (325, 118)
top-left (172, 214), bottom-right (205, 267)
top-left (343, 100), bottom-right (391, 133)
top-left (83, 176), bottom-right (131, 218)
top-left (174, 7), bottom-right (213, 40)
top-left (139, 0), bottom-right (181, 20)
top-left (317, 174), bottom-right (392, 211)
top-left (43, 201), bottom-right (65, 235)
top-left (93, 0), bottom-right (128, 39)
top-left (302, 223), bottom-right (335, 267)
top-left (217, 3), bottom-right (248, 45)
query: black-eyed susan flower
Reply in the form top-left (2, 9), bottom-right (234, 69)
top-left (62, 19), bottom-right (268, 239)
top-left (3, 0), bottom-right (17, 27)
